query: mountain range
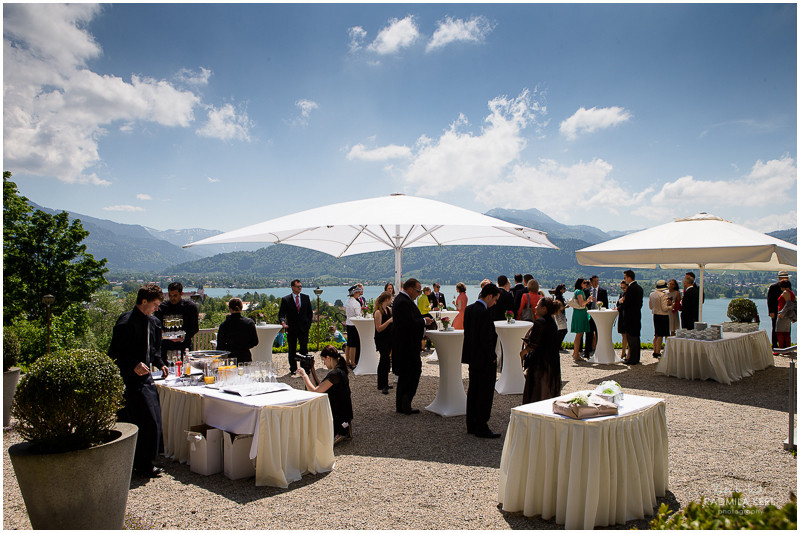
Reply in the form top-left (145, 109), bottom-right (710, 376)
top-left (27, 202), bottom-right (797, 277)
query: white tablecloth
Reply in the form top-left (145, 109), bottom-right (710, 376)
top-left (350, 316), bottom-right (378, 375)
top-left (498, 393), bottom-right (668, 529)
top-left (424, 330), bottom-right (467, 417)
top-left (588, 309), bottom-right (622, 364)
top-left (494, 320), bottom-right (532, 395)
top-left (252, 324), bottom-right (283, 363)
top-left (156, 382), bottom-right (334, 487)
top-left (655, 330), bottom-right (774, 385)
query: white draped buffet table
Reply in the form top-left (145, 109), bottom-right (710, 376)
top-left (350, 316), bottom-right (378, 375)
top-left (655, 330), bottom-right (774, 385)
top-left (156, 380), bottom-right (335, 487)
top-left (588, 309), bottom-right (623, 364)
top-left (252, 324), bottom-right (283, 364)
top-left (424, 330), bottom-right (467, 417)
top-left (498, 393), bottom-right (668, 529)
top-left (494, 320), bottom-right (532, 395)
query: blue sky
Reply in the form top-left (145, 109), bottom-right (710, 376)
top-left (4, 3), bottom-right (797, 235)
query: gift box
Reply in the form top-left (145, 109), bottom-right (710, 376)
top-left (222, 431), bottom-right (256, 480)
top-left (185, 424), bottom-right (223, 476)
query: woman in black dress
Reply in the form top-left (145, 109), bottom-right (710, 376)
top-left (520, 298), bottom-right (562, 404)
top-left (297, 345), bottom-right (354, 445)
top-left (373, 291), bottom-right (394, 394)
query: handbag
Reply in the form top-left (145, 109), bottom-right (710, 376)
top-left (566, 296), bottom-right (584, 309)
top-left (553, 393), bottom-right (618, 419)
top-left (519, 294), bottom-right (534, 321)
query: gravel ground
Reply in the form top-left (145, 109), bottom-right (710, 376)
top-left (3, 347), bottom-right (797, 530)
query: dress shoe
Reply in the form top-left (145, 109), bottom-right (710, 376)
top-left (134, 466), bottom-right (164, 478)
top-left (474, 429), bottom-right (501, 439)
top-left (381, 387), bottom-right (389, 395)
top-left (396, 408), bottom-right (420, 415)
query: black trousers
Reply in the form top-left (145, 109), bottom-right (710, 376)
top-left (121, 383), bottom-right (163, 471)
top-left (287, 326), bottom-right (310, 372)
top-left (466, 362), bottom-right (497, 433)
top-left (771, 315), bottom-right (778, 348)
top-left (395, 369), bottom-right (421, 412)
top-left (626, 333), bottom-right (641, 364)
top-left (376, 341), bottom-right (391, 389)
top-left (584, 317), bottom-right (597, 355)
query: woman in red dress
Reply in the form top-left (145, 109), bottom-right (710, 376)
top-left (452, 282), bottom-right (468, 330)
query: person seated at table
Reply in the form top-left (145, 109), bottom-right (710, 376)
top-left (776, 279), bottom-right (797, 349)
top-left (520, 298), bottom-right (561, 404)
top-left (297, 345), bottom-right (354, 445)
top-left (215, 298), bottom-right (259, 363)
top-left (373, 291), bottom-right (395, 395)
top-left (518, 278), bottom-right (541, 321)
top-left (452, 282), bottom-right (468, 330)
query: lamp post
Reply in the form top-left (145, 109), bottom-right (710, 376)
top-left (313, 287), bottom-right (323, 351)
top-left (42, 294), bottom-right (55, 356)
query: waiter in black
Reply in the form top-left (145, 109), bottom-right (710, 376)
top-left (462, 283), bottom-right (501, 438)
top-left (620, 270), bottom-right (644, 365)
top-left (391, 278), bottom-right (433, 414)
top-left (155, 281), bottom-right (199, 359)
top-left (108, 283), bottom-right (168, 478)
top-left (279, 279), bottom-right (314, 375)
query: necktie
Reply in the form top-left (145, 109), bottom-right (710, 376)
top-left (295, 295), bottom-right (300, 311)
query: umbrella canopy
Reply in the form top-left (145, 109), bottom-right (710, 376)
top-left (184, 193), bottom-right (558, 288)
top-left (575, 213), bottom-right (797, 320)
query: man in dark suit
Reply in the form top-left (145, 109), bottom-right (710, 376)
top-left (583, 275), bottom-right (610, 358)
top-left (391, 278), bottom-right (434, 414)
top-left (492, 275), bottom-right (516, 321)
top-left (768, 271), bottom-right (791, 348)
top-left (512, 274), bottom-right (533, 318)
top-left (462, 283), bottom-right (501, 438)
top-left (620, 270), bottom-right (643, 365)
top-left (279, 279), bottom-right (314, 375)
top-left (680, 272), bottom-right (701, 330)
top-left (428, 283), bottom-right (446, 310)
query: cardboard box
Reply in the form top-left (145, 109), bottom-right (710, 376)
top-left (185, 424), bottom-right (223, 476)
top-left (222, 431), bottom-right (256, 480)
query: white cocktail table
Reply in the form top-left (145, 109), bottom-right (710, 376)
top-left (424, 330), bottom-right (467, 417)
top-left (587, 309), bottom-right (623, 364)
top-left (350, 316), bottom-right (378, 375)
top-left (494, 320), bottom-right (533, 395)
top-left (252, 324), bottom-right (283, 364)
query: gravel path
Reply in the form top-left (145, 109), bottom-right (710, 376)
top-left (4, 347), bottom-right (797, 530)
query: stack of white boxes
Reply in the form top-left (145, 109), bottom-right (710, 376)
top-left (222, 432), bottom-right (256, 480)
top-left (185, 424), bottom-right (223, 476)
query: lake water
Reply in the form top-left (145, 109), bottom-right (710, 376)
top-left (190, 285), bottom-right (795, 343)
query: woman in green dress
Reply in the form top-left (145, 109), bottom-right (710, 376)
top-left (570, 278), bottom-right (594, 363)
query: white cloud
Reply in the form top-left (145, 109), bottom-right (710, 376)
top-left (559, 106), bottom-right (632, 140)
top-left (347, 143), bottom-right (412, 161)
top-left (399, 89), bottom-right (546, 195)
top-left (207, 177), bottom-right (219, 183)
top-left (650, 155), bottom-right (797, 208)
top-left (740, 211), bottom-right (798, 233)
top-left (426, 15), bottom-right (495, 52)
top-left (368, 15), bottom-right (419, 55)
top-left (196, 103), bottom-right (253, 142)
top-left (347, 26), bottom-right (367, 53)
top-left (136, 193), bottom-right (152, 201)
top-left (103, 205), bottom-right (145, 212)
top-left (174, 67), bottom-right (212, 87)
top-left (292, 99), bottom-right (319, 126)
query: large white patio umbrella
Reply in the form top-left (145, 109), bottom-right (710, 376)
top-left (575, 213), bottom-right (797, 320)
top-left (184, 193), bottom-right (558, 289)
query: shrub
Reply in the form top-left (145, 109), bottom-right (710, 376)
top-left (727, 298), bottom-right (759, 323)
top-left (3, 329), bottom-right (20, 371)
top-left (650, 491), bottom-right (796, 530)
top-left (11, 348), bottom-right (125, 453)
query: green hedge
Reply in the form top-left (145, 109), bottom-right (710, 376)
top-left (650, 492), bottom-right (796, 530)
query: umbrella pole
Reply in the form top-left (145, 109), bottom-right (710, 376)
top-left (698, 264), bottom-right (705, 322)
top-left (394, 246), bottom-right (402, 293)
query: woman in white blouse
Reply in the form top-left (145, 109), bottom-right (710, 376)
top-left (344, 285), bottom-right (363, 369)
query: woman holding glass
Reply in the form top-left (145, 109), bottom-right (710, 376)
top-left (452, 282), bottom-right (468, 330)
top-left (373, 291), bottom-right (394, 395)
top-left (297, 345), bottom-right (354, 445)
top-left (570, 278), bottom-right (593, 363)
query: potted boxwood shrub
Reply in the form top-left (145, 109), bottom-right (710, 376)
top-left (8, 348), bottom-right (138, 530)
top-left (3, 329), bottom-right (22, 427)
top-left (727, 298), bottom-right (759, 323)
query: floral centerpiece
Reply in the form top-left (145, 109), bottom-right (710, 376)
top-left (593, 380), bottom-right (624, 404)
top-left (505, 310), bottom-right (514, 323)
top-left (441, 317), bottom-right (451, 330)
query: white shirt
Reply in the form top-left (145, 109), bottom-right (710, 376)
top-left (345, 297), bottom-right (362, 326)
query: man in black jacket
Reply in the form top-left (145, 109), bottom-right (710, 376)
top-left (620, 270), bottom-right (644, 365)
top-left (391, 278), bottom-right (433, 414)
top-left (680, 272), bottom-right (701, 330)
top-left (428, 283), bottom-right (447, 310)
top-left (492, 275), bottom-right (516, 321)
top-left (279, 279), bottom-right (314, 375)
top-left (155, 282), bottom-right (199, 360)
top-left (108, 283), bottom-right (168, 478)
top-left (462, 283), bottom-right (501, 438)
top-left (216, 298), bottom-right (259, 363)
top-left (768, 271), bottom-right (791, 348)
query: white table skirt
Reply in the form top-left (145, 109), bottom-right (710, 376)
top-left (498, 393), bottom-right (668, 529)
top-left (494, 320), bottom-right (533, 395)
top-left (350, 317), bottom-right (378, 375)
top-left (157, 383), bottom-right (335, 487)
top-left (252, 324), bottom-right (283, 363)
top-left (588, 309), bottom-right (622, 364)
top-left (425, 330), bottom-right (467, 417)
top-left (655, 330), bottom-right (774, 385)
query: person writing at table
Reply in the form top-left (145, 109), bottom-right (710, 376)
top-left (297, 345), bottom-right (354, 445)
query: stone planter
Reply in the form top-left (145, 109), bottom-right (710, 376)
top-left (9, 422), bottom-right (138, 529)
top-left (3, 367), bottom-right (21, 427)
